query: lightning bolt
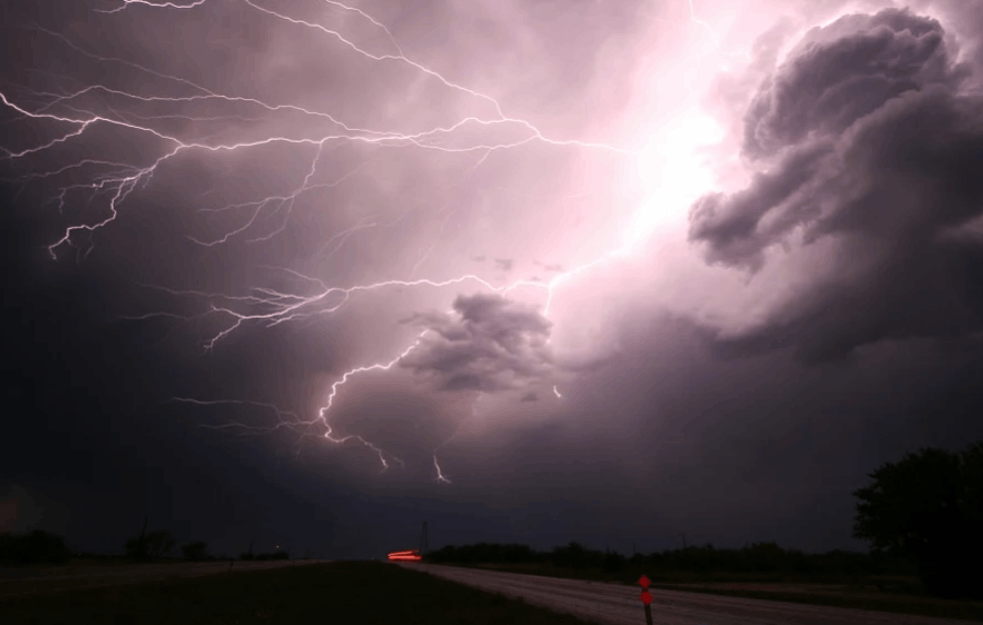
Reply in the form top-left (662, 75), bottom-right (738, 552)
top-left (433, 455), bottom-right (451, 485)
top-left (4, 0), bottom-right (722, 479)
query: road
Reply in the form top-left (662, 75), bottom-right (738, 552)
top-left (406, 564), bottom-right (978, 625)
top-left (0, 560), bottom-right (326, 599)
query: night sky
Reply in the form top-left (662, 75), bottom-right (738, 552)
top-left (3, 0), bottom-right (983, 561)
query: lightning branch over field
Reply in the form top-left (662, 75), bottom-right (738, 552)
top-left (2, 0), bottom-right (720, 481)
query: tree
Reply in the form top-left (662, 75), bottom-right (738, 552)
top-left (853, 442), bottom-right (983, 599)
top-left (124, 516), bottom-right (150, 560)
top-left (182, 541), bottom-right (208, 561)
top-left (0, 530), bottom-right (71, 564)
top-left (125, 524), bottom-right (175, 560)
top-left (144, 531), bottom-right (175, 558)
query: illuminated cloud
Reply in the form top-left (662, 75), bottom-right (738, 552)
top-left (690, 7), bottom-right (983, 360)
top-left (399, 293), bottom-right (553, 393)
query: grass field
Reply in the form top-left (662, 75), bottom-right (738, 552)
top-left (0, 562), bottom-right (597, 625)
top-left (443, 562), bottom-right (983, 622)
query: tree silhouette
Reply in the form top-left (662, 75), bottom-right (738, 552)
top-left (124, 516), bottom-right (150, 561)
top-left (124, 521), bottom-right (175, 561)
top-left (853, 441), bottom-right (983, 599)
top-left (144, 531), bottom-right (175, 558)
top-left (0, 530), bottom-right (71, 564)
top-left (182, 541), bottom-right (208, 561)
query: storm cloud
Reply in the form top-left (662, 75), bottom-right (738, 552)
top-left (4, 0), bottom-right (983, 562)
top-left (690, 7), bottom-right (983, 360)
top-left (399, 293), bottom-right (553, 393)
top-left (742, 9), bottom-right (967, 158)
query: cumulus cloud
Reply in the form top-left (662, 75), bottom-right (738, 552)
top-left (399, 293), bottom-right (553, 393)
top-left (689, 7), bottom-right (983, 360)
top-left (742, 8), bottom-right (968, 158)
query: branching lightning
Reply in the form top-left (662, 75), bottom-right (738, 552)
top-left (3, 0), bottom-right (722, 482)
top-left (433, 455), bottom-right (451, 485)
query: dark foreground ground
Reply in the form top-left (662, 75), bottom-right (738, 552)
top-left (0, 561), bottom-right (595, 625)
top-left (431, 563), bottom-right (983, 622)
top-left (0, 560), bottom-right (317, 599)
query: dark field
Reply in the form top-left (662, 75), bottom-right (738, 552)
top-left (0, 561), bottom-right (597, 625)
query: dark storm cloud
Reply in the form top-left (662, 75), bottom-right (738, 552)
top-left (494, 258), bottom-right (513, 272)
top-left (690, 7), bottom-right (983, 360)
top-left (741, 8), bottom-right (968, 158)
top-left (460, 313), bottom-right (983, 555)
top-left (399, 293), bottom-right (552, 392)
top-left (689, 141), bottom-right (834, 269)
top-left (520, 392), bottom-right (538, 402)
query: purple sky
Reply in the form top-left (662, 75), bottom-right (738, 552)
top-left (2, 0), bottom-right (982, 559)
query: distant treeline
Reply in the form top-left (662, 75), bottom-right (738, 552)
top-left (0, 530), bottom-right (71, 564)
top-left (425, 541), bottom-right (916, 577)
top-left (240, 551), bottom-right (289, 561)
top-left (0, 528), bottom-right (294, 564)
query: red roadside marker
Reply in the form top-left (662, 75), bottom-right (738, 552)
top-left (639, 575), bottom-right (653, 625)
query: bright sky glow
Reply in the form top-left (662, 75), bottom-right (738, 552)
top-left (625, 110), bottom-right (725, 252)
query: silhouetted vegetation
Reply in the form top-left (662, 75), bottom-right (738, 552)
top-left (124, 517), bottom-right (176, 561)
top-left (425, 540), bottom-right (916, 579)
top-left (239, 550), bottom-right (288, 561)
top-left (853, 440), bottom-right (983, 600)
top-left (0, 530), bottom-right (71, 564)
top-left (181, 541), bottom-right (208, 562)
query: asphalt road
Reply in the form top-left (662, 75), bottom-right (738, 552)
top-left (0, 560), bottom-right (326, 599)
top-left (406, 564), bottom-right (979, 625)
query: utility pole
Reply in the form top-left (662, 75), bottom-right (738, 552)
top-left (419, 521), bottom-right (429, 555)
top-left (135, 515), bottom-right (148, 560)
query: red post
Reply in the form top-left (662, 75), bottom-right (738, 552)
top-left (639, 575), bottom-right (653, 625)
